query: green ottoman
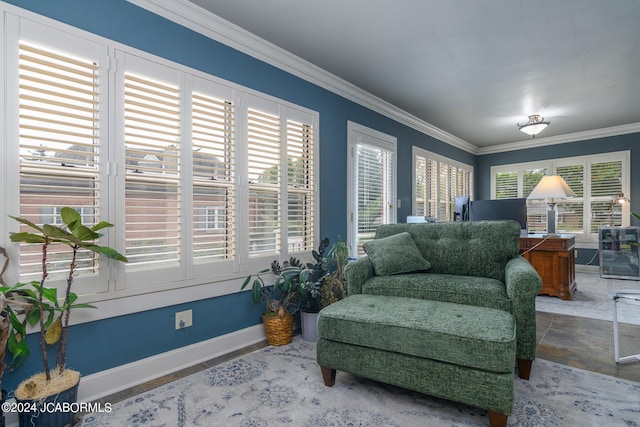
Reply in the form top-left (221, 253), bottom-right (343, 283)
top-left (317, 294), bottom-right (517, 427)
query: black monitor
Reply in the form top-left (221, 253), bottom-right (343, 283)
top-left (468, 198), bottom-right (527, 230)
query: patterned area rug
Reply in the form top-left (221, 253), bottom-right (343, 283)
top-left (536, 272), bottom-right (640, 325)
top-left (81, 337), bottom-right (640, 427)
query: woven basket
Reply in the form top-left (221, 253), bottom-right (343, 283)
top-left (262, 312), bottom-right (294, 346)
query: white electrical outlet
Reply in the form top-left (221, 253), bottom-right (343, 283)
top-left (175, 309), bottom-right (193, 330)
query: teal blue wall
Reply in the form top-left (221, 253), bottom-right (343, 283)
top-left (1, 0), bottom-right (472, 391)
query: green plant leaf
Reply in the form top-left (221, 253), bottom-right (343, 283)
top-left (85, 245), bottom-right (128, 262)
top-left (27, 307), bottom-right (42, 326)
top-left (251, 280), bottom-right (262, 304)
top-left (9, 232), bottom-right (46, 244)
top-left (60, 207), bottom-right (81, 229)
top-left (72, 225), bottom-right (100, 242)
top-left (67, 292), bottom-right (78, 306)
top-left (632, 211), bottom-right (640, 221)
top-left (9, 215), bottom-right (43, 233)
top-left (241, 275), bottom-right (252, 290)
top-left (42, 224), bottom-right (75, 241)
top-left (68, 303), bottom-right (96, 310)
top-left (299, 270), bottom-right (310, 283)
top-left (40, 286), bottom-right (59, 304)
top-left (91, 221), bottom-right (114, 232)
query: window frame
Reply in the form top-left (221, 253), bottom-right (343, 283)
top-left (412, 147), bottom-right (474, 221)
top-left (490, 151), bottom-right (630, 244)
top-left (3, 10), bottom-right (319, 303)
top-left (347, 121), bottom-right (397, 257)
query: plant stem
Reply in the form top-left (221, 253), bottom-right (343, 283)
top-left (57, 244), bottom-right (78, 374)
top-left (39, 239), bottom-right (51, 381)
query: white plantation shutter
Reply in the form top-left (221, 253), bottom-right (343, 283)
top-left (414, 155), bottom-right (427, 216)
top-left (17, 41), bottom-right (101, 282)
top-left (523, 168), bottom-right (547, 233)
top-left (492, 152), bottom-right (629, 241)
top-left (355, 143), bottom-right (395, 255)
top-left (495, 166), bottom-right (547, 232)
top-left (123, 69), bottom-right (181, 270)
top-left (7, 17), bottom-right (321, 297)
top-left (457, 167), bottom-right (473, 200)
top-left (495, 171), bottom-right (518, 199)
top-left (438, 162), bottom-right (449, 220)
top-left (191, 90), bottom-right (235, 262)
top-left (247, 108), bottom-right (281, 256)
top-left (426, 158), bottom-right (439, 218)
top-left (413, 147), bottom-right (473, 222)
top-left (590, 160), bottom-right (623, 231)
top-left (286, 119), bottom-right (315, 253)
top-left (556, 164), bottom-right (584, 234)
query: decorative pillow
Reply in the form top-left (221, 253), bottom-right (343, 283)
top-left (363, 232), bottom-right (431, 276)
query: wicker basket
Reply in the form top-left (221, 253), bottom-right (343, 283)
top-left (262, 312), bottom-right (294, 346)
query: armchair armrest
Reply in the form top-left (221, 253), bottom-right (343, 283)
top-left (344, 257), bottom-right (375, 295)
top-left (505, 256), bottom-right (543, 361)
top-left (505, 256), bottom-right (543, 299)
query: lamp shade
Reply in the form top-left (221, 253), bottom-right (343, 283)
top-left (527, 175), bottom-right (576, 201)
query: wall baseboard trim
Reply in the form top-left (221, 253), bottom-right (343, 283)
top-left (79, 324), bottom-right (266, 403)
top-left (4, 325), bottom-right (266, 426)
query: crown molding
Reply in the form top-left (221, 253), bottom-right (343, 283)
top-left (127, 0), bottom-right (477, 154)
top-left (477, 122), bottom-right (640, 156)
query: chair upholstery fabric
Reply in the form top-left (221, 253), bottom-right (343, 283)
top-left (345, 220), bottom-right (542, 361)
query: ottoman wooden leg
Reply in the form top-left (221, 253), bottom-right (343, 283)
top-left (321, 366), bottom-right (336, 386)
top-left (488, 411), bottom-right (508, 427)
top-left (517, 358), bottom-right (532, 380)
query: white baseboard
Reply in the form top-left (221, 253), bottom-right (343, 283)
top-left (4, 325), bottom-right (265, 427)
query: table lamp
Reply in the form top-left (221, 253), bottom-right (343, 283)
top-left (527, 175), bottom-right (576, 236)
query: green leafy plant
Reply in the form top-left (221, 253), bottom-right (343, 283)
top-left (242, 237), bottom-right (350, 316)
top-left (298, 237), bottom-right (330, 313)
top-left (241, 259), bottom-right (305, 318)
top-left (319, 237), bottom-right (349, 307)
top-left (632, 211), bottom-right (640, 222)
top-left (0, 281), bottom-right (34, 392)
top-left (9, 207), bottom-right (127, 384)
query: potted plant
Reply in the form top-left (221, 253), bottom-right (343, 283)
top-left (296, 238), bottom-right (330, 341)
top-left (319, 237), bottom-right (349, 308)
top-left (241, 258), bottom-right (305, 346)
top-left (8, 207), bottom-right (127, 427)
top-left (0, 247), bottom-right (35, 427)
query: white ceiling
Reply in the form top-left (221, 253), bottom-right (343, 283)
top-left (185, 0), bottom-right (640, 151)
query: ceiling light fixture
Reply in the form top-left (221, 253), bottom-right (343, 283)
top-left (517, 114), bottom-right (550, 138)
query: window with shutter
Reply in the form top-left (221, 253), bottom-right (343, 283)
top-left (247, 108), bottom-right (281, 256)
top-left (356, 144), bottom-right (394, 253)
top-left (191, 90), bottom-right (235, 261)
top-left (123, 71), bottom-right (181, 269)
top-left (556, 164), bottom-right (584, 234)
top-left (590, 160), bottom-right (623, 232)
top-left (414, 155), bottom-right (428, 217)
top-left (17, 41), bottom-right (101, 282)
top-left (286, 119), bottom-right (315, 253)
top-left (413, 147), bottom-right (473, 222)
top-left (491, 152), bottom-right (629, 241)
top-left (348, 123), bottom-right (397, 257)
top-left (523, 168), bottom-right (547, 233)
top-left (6, 13), bottom-right (319, 300)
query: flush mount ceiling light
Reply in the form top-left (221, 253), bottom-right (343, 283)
top-left (517, 114), bottom-right (550, 138)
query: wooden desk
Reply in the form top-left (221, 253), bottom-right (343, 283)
top-left (519, 234), bottom-right (576, 300)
